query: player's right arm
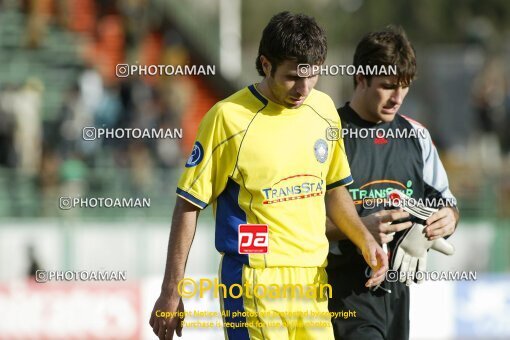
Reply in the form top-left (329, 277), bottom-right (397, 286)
top-left (149, 101), bottom-right (238, 339)
top-left (149, 197), bottom-right (200, 340)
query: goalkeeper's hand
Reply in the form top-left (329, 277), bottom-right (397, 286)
top-left (424, 207), bottom-right (458, 240)
top-left (392, 222), bottom-right (455, 286)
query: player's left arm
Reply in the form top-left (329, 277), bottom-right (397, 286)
top-left (326, 186), bottom-right (388, 287)
top-left (413, 123), bottom-right (460, 240)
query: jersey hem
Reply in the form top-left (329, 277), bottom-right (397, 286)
top-left (326, 175), bottom-right (354, 190)
top-left (176, 188), bottom-right (208, 209)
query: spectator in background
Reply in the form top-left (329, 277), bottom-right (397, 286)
top-left (13, 78), bottom-right (43, 177)
top-left (0, 85), bottom-right (17, 168)
top-left (26, 244), bottom-right (41, 277)
top-left (471, 56), bottom-right (508, 168)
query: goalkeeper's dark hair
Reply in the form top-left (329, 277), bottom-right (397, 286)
top-left (353, 26), bottom-right (416, 87)
top-left (256, 11), bottom-right (327, 77)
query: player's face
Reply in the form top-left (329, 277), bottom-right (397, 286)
top-left (360, 76), bottom-right (410, 123)
top-left (261, 58), bottom-right (319, 108)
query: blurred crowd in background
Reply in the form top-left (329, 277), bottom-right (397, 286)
top-left (0, 0), bottom-right (219, 217)
top-left (0, 0), bottom-right (509, 218)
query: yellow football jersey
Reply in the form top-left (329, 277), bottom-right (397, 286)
top-left (177, 84), bottom-right (352, 268)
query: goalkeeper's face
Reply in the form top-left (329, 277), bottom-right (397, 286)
top-left (262, 58), bottom-right (319, 109)
top-left (359, 76), bottom-right (410, 123)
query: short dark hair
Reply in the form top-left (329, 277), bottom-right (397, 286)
top-left (353, 26), bottom-right (416, 87)
top-left (256, 11), bottom-right (327, 77)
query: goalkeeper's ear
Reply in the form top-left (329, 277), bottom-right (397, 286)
top-left (430, 237), bottom-right (455, 256)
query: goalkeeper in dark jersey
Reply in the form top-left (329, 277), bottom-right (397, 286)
top-left (326, 27), bottom-right (460, 340)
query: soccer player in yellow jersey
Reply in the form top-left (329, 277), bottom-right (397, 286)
top-left (149, 11), bottom-right (387, 340)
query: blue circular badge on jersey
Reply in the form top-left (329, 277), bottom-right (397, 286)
top-left (314, 139), bottom-right (328, 163)
top-left (186, 141), bottom-right (204, 167)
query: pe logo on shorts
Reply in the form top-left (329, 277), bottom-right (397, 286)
top-left (238, 224), bottom-right (268, 254)
top-left (314, 139), bottom-right (328, 163)
top-left (185, 141), bottom-right (204, 167)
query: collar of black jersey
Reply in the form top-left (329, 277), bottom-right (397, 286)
top-left (339, 102), bottom-right (393, 128)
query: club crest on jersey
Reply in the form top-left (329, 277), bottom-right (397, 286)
top-left (314, 139), bottom-right (328, 163)
top-left (185, 141), bottom-right (204, 167)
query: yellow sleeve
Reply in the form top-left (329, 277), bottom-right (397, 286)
top-left (326, 118), bottom-right (353, 190)
top-left (176, 104), bottom-right (238, 209)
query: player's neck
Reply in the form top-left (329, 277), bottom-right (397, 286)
top-left (349, 96), bottom-right (381, 124)
top-left (256, 80), bottom-right (278, 105)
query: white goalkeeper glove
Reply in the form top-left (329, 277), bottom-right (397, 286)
top-left (387, 189), bottom-right (455, 286)
top-left (392, 222), bottom-right (455, 285)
